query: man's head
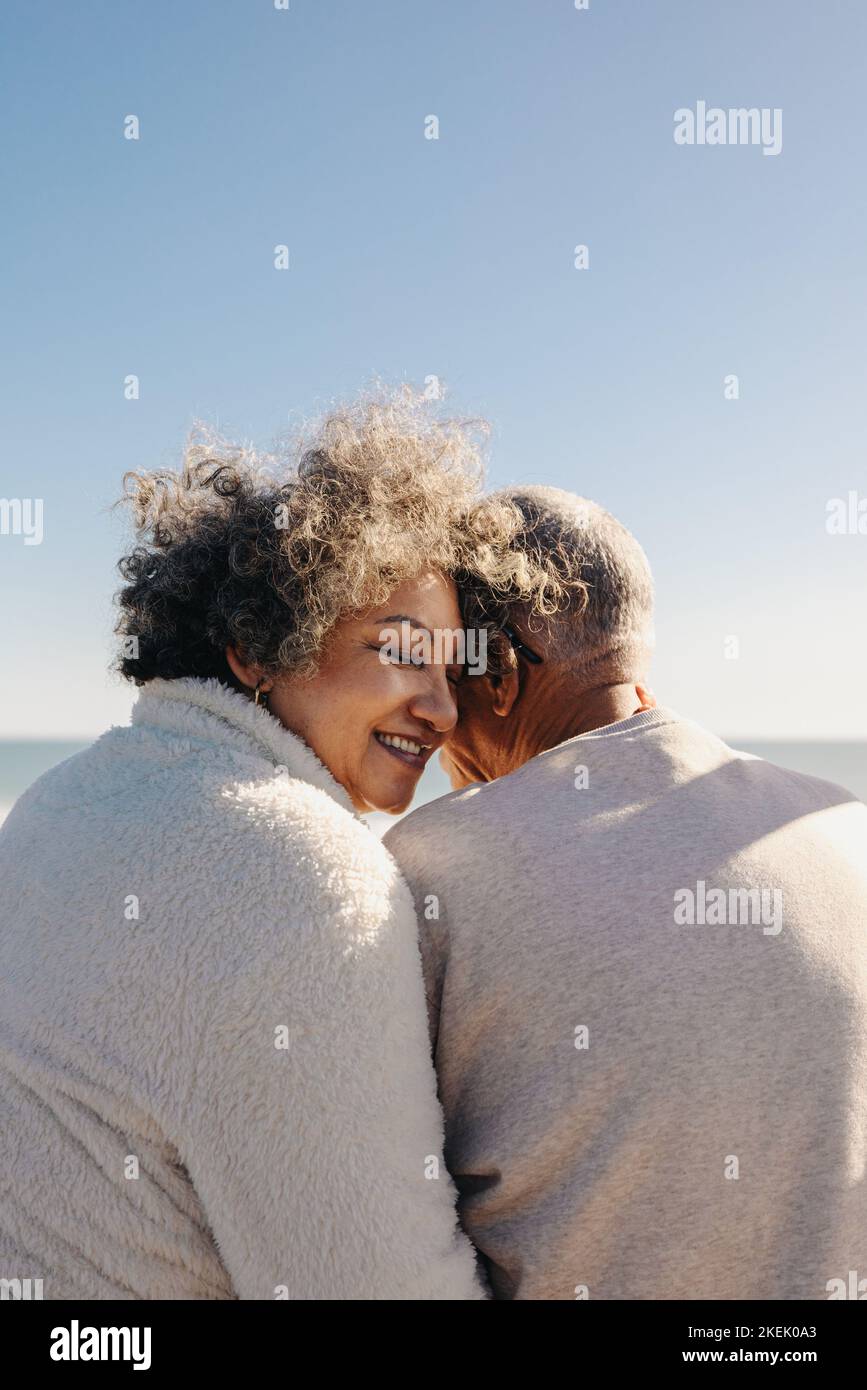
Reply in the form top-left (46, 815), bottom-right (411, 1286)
top-left (444, 487), bottom-right (656, 786)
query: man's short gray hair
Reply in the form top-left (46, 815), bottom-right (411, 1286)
top-left (494, 486), bottom-right (655, 684)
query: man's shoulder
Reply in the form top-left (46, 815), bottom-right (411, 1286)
top-left (385, 776), bottom-right (508, 851)
top-left (383, 763), bottom-right (549, 895)
top-left (728, 751), bottom-right (866, 817)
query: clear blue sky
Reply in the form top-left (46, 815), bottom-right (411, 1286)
top-left (1, 0), bottom-right (865, 739)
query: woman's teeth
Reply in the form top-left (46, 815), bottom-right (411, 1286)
top-left (376, 732), bottom-right (427, 757)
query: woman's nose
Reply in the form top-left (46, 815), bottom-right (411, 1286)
top-left (409, 670), bottom-right (459, 734)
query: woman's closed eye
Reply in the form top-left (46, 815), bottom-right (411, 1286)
top-left (366, 642), bottom-right (463, 685)
top-left (366, 640), bottom-right (421, 667)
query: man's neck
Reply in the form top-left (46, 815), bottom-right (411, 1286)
top-left (513, 680), bottom-right (651, 767)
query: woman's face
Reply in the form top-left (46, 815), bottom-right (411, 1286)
top-left (269, 571), bottom-right (464, 814)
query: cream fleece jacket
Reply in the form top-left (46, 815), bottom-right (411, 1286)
top-left (0, 677), bottom-right (485, 1301)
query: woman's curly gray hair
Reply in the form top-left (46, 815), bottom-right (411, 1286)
top-left (115, 387), bottom-right (572, 686)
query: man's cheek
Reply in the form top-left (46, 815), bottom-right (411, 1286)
top-left (456, 678), bottom-right (480, 719)
top-left (439, 746), bottom-right (467, 789)
top-left (439, 746), bottom-right (456, 777)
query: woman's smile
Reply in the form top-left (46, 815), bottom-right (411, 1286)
top-left (374, 729), bottom-right (437, 770)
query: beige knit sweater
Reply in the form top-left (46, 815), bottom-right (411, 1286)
top-left (386, 708), bottom-right (867, 1300)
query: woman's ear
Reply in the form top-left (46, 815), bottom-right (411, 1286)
top-left (225, 644), bottom-right (263, 691)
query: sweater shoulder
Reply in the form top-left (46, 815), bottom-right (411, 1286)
top-left (385, 778), bottom-right (506, 863)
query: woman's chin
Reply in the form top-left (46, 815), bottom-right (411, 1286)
top-left (373, 794), bottom-right (415, 817)
top-left (358, 743), bottom-right (424, 814)
top-left (363, 778), bottom-right (418, 817)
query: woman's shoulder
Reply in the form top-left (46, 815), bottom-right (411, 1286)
top-left (222, 770), bottom-right (413, 918)
top-left (1, 717), bottom-right (417, 948)
top-left (132, 733), bottom-right (418, 942)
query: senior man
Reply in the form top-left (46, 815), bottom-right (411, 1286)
top-left (384, 487), bottom-right (867, 1301)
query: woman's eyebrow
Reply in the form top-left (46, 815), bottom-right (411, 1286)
top-left (371, 613), bottom-right (434, 635)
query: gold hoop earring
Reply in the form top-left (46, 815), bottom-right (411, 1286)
top-left (254, 681), bottom-right (269, 710)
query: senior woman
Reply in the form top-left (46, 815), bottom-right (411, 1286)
top-left (0, 391), bottom-right (558, 1301)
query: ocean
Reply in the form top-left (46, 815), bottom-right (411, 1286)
top-left (2, 736), bottom-right (866, 835)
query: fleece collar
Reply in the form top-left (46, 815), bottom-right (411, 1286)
top-left (130, 676), bottom-right (360, 818)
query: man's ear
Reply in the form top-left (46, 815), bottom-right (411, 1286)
top-left (490, 667), bottom-right (520, 718)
